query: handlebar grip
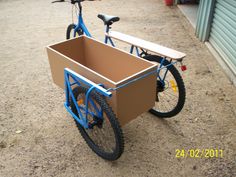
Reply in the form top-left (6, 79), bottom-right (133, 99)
top-left (51, 0), bottom-right (65, 3)
top-left (51, 0), bottom-right (97, 4)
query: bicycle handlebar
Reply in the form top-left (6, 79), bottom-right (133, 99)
top-left (51, 0), bottom-right (65, 3)
top-left (51, 0), bottom-right (96, 4)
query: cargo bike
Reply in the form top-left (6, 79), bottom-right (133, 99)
top-left (47, 0), bottom-right (187, 160)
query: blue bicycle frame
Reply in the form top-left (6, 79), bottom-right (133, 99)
top-left (64, 68), bottom-right (112, 129)
top-left (67, 3), bottom-right (178, 128)
top-left (74, 12), bottom-right (91, 37)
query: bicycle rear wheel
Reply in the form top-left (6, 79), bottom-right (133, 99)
top-left (143, 55), bottom-right (186, 118)
top-left (70, 86), bottom-right (124, 160)
top-left (66, 24), bottom-right (83, 39)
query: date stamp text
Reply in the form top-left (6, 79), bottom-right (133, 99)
top-left (175, 149), bottom-right (223, 158)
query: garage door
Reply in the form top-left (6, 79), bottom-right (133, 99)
top-left (209, 0), bottom-right (236, 75)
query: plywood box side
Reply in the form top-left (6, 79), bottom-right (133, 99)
top-left (83, 37), bottom-right (155, 83)
top-left (116, 68), bottom-right (157, 125)
top-left (46, 46), bottom-right (119, 119)
top-left (49, 37), bottom-right (86, 66)
top-left (46, 48), bottom-right (116, 88)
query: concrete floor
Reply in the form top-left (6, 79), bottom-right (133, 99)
top-left (178, 4), bottom-right (199, 28)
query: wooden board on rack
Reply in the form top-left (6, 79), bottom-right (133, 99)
top-left (106, 31), bottom-right (186, 60)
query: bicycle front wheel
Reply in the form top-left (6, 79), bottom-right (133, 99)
top-left (143, 55), bottom-right (186, 118)
top-left (70, 86), bottom-right (124, 160)
top-left (66, 24), bottom-right (83, 39)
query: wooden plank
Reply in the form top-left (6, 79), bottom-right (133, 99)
top-left (107, 31), bottom-right (186, 59)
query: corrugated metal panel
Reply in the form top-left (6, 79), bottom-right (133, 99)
top-left (195, 0), bottom-right (216, 41)
top-left (209, 0), bottom-right (236, 75)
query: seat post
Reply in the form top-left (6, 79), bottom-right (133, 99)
top-left (104, 25), bottom-right (109, 44)
top-left (105, 25), bottom-right (111, 33)
top-left (104, 25), bottom-right (112, 44)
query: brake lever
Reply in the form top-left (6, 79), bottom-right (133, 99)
top-left (51, 0), bottom-right (65, 3)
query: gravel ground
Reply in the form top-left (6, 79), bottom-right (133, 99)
top-left (0, 0), bottom-right (235, 177)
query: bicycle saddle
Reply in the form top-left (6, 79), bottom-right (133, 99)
top-left (97, 14), bottom-right (120, 26)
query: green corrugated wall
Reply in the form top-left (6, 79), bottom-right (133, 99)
top-left (195, 0), bottom-right (216, 41)
top-left (209, 0), bottom-right (236, 75)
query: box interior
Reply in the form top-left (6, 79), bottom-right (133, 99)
top-left (50, 36), bottom-right (154, 83)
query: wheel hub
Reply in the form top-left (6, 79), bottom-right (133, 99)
top-left (88, 115), bottom-right (103, 129)
top-left (156, 80), bottom-right (165, 102)
top-left (157, 80), bottom-right (165, 92)
top-left (78, 28), bottom-right (83, 35)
